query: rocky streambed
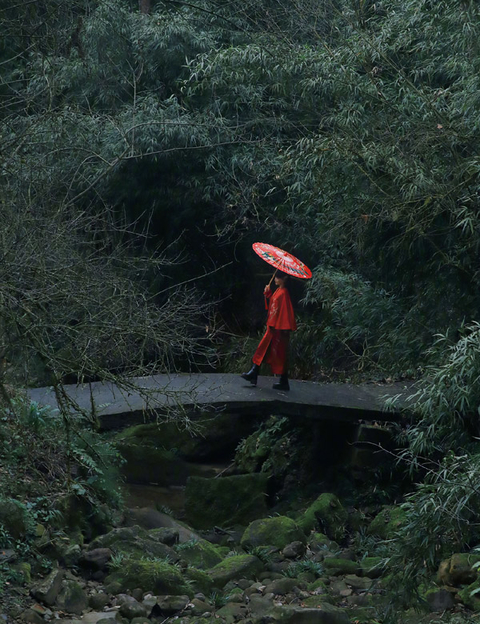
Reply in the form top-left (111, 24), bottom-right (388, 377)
top-left (15, 494), bottom-right (480, 624)
top-left (6, 413), bottom-right (480, 624)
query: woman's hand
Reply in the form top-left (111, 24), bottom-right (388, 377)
top-left (264, 285), bottom-right (272, 297)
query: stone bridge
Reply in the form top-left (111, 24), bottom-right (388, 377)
top-left (27, 373), bottom-right (416, 430)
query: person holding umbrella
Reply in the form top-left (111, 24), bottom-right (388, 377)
top-left (241, 243), bottom-right (311, 391)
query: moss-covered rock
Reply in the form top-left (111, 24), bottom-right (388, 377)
top-left (148, 527), bottom-right (179, 546)
top-left (308, 532), bottom-right (331, 550)
top-left (184, 567), bottom-right (214, 594)
top-left (241, 516), bottom-right (306, 550)
top-left (437, 553), bottom-right (480, 587)
top-left (307, 578), bottom-right (327, 591)
top-left (367, 505), bottom-right (406, 539)
top-left (215, 602), bottom-right (249, 621)
top-left (105, 558), bottom-right (189, 595)
top-left (323, 558), bottom-right (361, 576)
top-left (30, 569), bottom-right (64, 606)
top-left (207, 554), bottom-right (263, 588)
top-left (297, 493), bottom-right (347, 543)
top-left (457, 578), bottom-right (480, 612)
top-left (56, 580), bottom-right (89, 615)
top-left (185, 474), bottom-right (268, 529)
top-left (175, 539), bottom-right (223, 569)
top-left (88, 525), bottom-right (179, 562)
top-left (264, 578), bottom-right (301, 595)
top-left (359, 556), bottom-right (387, 579)
top-left (301, 595), bottom-right (326, 608)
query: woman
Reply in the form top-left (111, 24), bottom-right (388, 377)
top-left (241, 271), bottom-right (296, 391)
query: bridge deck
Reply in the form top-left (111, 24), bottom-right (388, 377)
top-left (26, 373), bottom-right (416, 429)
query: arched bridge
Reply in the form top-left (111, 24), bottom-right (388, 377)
top-left (26, 373), bottom-right (416, 430)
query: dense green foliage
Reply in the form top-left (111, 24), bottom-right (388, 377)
top-left (3, 0), bottom-right (480, 379)
top-left (0, 398), bottom-right (124, 592)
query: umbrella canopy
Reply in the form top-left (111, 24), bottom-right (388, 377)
top-left (252, 242), bottom-right (312, 279)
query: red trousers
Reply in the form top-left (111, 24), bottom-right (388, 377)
top-left (252, 327), bottom-right (290, 375)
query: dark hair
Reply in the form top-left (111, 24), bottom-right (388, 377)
top-left (276, 271), bottom-right (289, 280)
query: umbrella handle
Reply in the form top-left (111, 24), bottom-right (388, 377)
top-left (267, 269), bottom-right (277, 287)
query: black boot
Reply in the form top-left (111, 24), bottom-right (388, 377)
top-left (241, 363), bottom-right (259, 385)
top-left (273, 374), bottom-right (290, 391)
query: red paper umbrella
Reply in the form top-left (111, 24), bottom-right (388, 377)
top-left (252, 242), bottom-right (312, 279)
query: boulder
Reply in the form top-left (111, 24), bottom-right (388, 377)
top-left (89, 593), bottom-right (110, 610)
top-left (105, 558), bottom-right (189, 595)
top-left (185, 474), bottom-right (268, 529)
top-left (308, 533), bottom-right (334, 552)
top-left (241, 516), bottom-right (306, 550)
top-left (323, 558), bottom-right (361, 576)
top-left (343, 575), bottom-right (374, 591)
top-left (123, 508), bottom-right (200, 543)
top-left (184, 567), bottom-right (214, 594)
top-left (282, 541), bottom-right (306, 559)
top-left (62, 544), bottom-right (82, 567)
top-left (327, 579), bottom-right (351, 597)
top-left (424, 587), bottom-right (455, 612)
top-left (88, 525), bottom-right (180, 562)
top-left (207, 555), bottom-right (263, 588)
top-left (79, 548), bottom-right (112, 571)
top-left (20, 610), bottom-right (44, 624)
top-left (175, 538), bottom-right (223, 569)
top-left (148, 527), bottom-right (179, 546)
top-left (30, 569), bottom-right (64, 606)
top-left (437, 553), bottom-right (480, 586)
top-left (119, 599), bottom-right (149, 620)
top-left (307, 579), bottom-right (327, 594)
top-left (457, 578), bottom-right (480, 612)
top-left (56, 580), bottom-right (89, 615)
top-left (263, 578), bottom-right (300, 595)
top-left (89, 525), bottom-right (145, 549)
top-left (152, 595), bottom-right (190, 616)
top-left (188, 598), bottom-right (214, 616)
top-left (248, 593), bottom-right (275, 617)
top-left (216, 602), bottom-right (249, 621)
top-left (367, 506), bottom-right (406, 540)
top-left (298, 494), bottom-right (347, 543)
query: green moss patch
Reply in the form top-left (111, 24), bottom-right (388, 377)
top-left (323, 558), bottom-right (361, 576)
top-left (207, 554), bottom-right (263, 588)
top-left (241, 516), bottom-right (306, 550)
top-left (175, 539), bottom-right (223, 569)
top-left (184, 567), bottom-right (214, 594)
top-left (297, 493), bottom-right (347, 542)
top-left (105, 557), bottom-right (188, 595)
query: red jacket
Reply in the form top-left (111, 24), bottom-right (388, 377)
top-left (265, 286), bottom-right (297, 331)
